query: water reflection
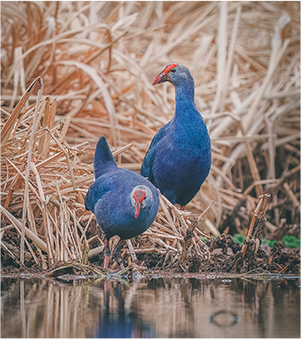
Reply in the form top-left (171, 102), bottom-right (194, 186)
top-left (1, 276), bottom-right (300, 338)
top-left (93, 280), bottom-right (155, 338)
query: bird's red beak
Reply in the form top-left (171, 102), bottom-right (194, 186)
top-left (134, 204), bottom-right (140, 219)
top-left (152, 72), bottom-right (169, 85)
top-left (152, 63), bottom-right (177, 85)
top-left (133, 190), bottom-right (146, 219)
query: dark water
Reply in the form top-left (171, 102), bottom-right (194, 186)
top-left (1, 275), bottom-right (300, 338)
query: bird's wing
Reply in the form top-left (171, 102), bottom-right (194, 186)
top-left (141, 120), bottom-right (173, 181)
top-left (84, 175), bottom-right (114, 213)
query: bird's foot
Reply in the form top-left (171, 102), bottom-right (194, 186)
top-left (113, 239), bottom-right (126, 270)
top-left (103, 240), bottom-right (111, 269)
top-left (127, 262), bottom-right (148, 273)
top-left (115, 262), bottom-right (146, 278)
top-left (116, 265), bottom-right (130, 276)
top-left (103, 254), bottom-right (110, 269)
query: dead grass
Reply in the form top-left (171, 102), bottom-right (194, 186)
top-left (1, 1), bottom-right (300, 270)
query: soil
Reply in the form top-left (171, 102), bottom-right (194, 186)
top-left (2, 234), bottom-right (300, 279)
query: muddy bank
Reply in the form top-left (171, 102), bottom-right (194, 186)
top-left (2, 236), bottom-right (300, 280)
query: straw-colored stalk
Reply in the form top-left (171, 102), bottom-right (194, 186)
top-left (1, 1), bottom-right (299, 270)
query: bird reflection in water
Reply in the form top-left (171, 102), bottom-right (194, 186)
top-left (94, 280), bottom-right (155, 338)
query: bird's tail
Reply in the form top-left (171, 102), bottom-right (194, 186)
top-left (94, 136), bottom-right (117, 179)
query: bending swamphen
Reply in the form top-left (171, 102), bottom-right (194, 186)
top-left (141, 63), bottom-right (211, 208)
top-left (85, 137), bottom-right (159, 269)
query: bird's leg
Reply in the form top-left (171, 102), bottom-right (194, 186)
top-left (103, 238), bottom-right (111, 269)
top-left (113, 239), bottom-right (126, 270)
top-left (180, 205), bottom-right (186, 211)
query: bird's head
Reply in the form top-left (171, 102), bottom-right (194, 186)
top-left (152, 63), bottom-right (194, 87)
top-left (131, 185), bottom-right (153, 219)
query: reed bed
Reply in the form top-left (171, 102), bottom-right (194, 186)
top-left (1, 1), bottom-right (300, 271)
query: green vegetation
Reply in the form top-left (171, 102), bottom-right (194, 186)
top-left (232, 234), bottom-right (246, 246)
top-left (232, 234), bottom-right (300, 248)
top-left (281, 235), bottom-right (300, 248)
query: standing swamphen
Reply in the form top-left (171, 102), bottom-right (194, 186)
top-left (85, 137), bottom-right (159, 270)
top-left (141, 64), bottom-right (211, 209)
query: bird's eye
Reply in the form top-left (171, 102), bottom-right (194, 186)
top-left (170, 68), bottom-right (176, 73)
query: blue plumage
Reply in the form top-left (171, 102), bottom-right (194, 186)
top-left (141, 64), bottom-right (211, 207)
top-left (85, 137), bottom-right (159, 268)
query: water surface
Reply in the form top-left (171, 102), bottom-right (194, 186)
top-left (1, 276), bottom-right (300, 338)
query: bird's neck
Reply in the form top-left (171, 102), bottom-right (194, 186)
top-left (174, 82), bottom-right (198, 120)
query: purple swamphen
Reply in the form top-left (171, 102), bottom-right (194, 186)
top-left (141, 63), bottom-right (211, 209)
top-left (85, 137), bottom-right (159, 269)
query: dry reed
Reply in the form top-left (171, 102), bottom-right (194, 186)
top-left (1, 1), bottom-right (300, 270)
